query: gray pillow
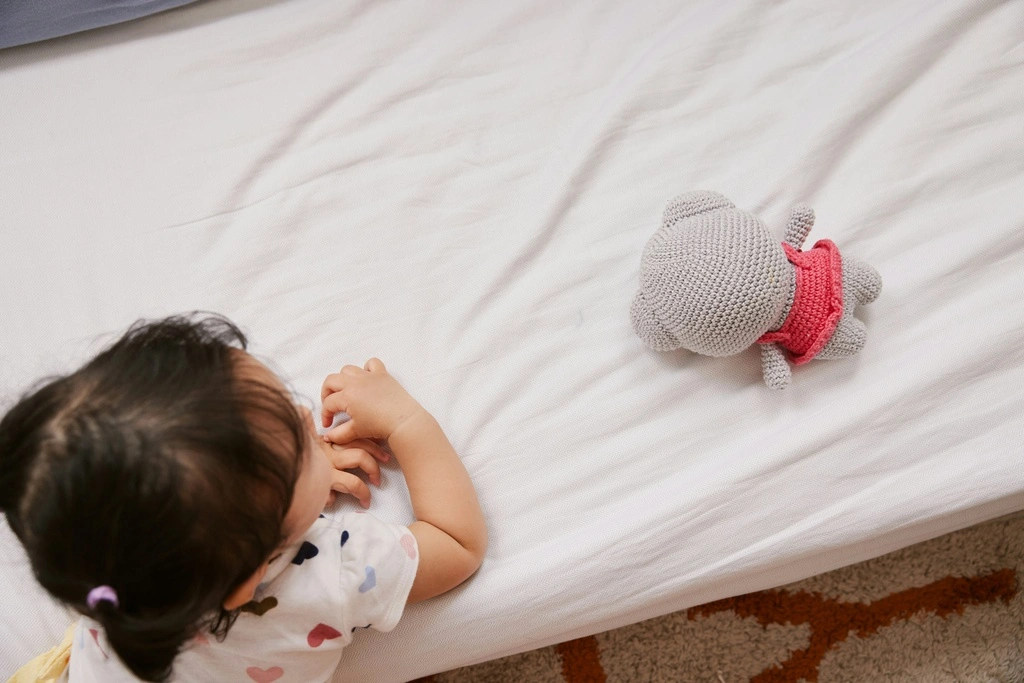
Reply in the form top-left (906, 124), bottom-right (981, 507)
top-left (0, 0), bottom-right (201, 49)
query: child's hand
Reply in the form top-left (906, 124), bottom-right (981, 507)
top-left (318, 439), bottom-right (390, 508)
top-left (320, 358), bottom-right (424, 444)
top-left (321, 359), bottom-right (488, 604)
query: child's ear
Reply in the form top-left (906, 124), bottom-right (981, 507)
top-left (222, 563), bottom-right (269, 610)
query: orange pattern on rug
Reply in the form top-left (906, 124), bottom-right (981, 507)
top-left (557, 636), bottom-right (607, 683)
top-left (686, 569), bottom-right (1018, 683)
top-left (413, 568), bottom-right (1018, 682)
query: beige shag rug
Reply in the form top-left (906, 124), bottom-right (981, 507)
top-left (416, 510), bottom-right (1024, 683)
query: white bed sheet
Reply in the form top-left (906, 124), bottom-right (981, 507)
top-left (1, 0), bottom-right (1023, 680)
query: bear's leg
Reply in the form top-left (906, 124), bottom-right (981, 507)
top-left (761, 343), bottom-right (792, 390)
top-left (784, 205), bottom-right (815, 249)
top-left (844, 258), bottom-right (882, 307)
top-left (816, 313), bottom-right (867, 360)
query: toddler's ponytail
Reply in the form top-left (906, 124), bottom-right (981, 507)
top-left (89, 593), bottom-right (198, 682)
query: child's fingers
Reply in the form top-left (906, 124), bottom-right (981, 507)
top-left (320, 392), bottom-right (350, 430)
top-left (364, 358), bottom-right (386, 373)
top-left (325, 420), bottom-right (358, 444)
top-left (330, 471), bottom-right (371, 509)
top-left (327, 445), bottom-right (382, 486)
top-left (320, 366), bottom-right (369, 426)
top-left (320, 373), bottom-right (346, 403)
top-left (320, 379), bottom-right (342, 427)
top-left (338, 438), bottom-right (390, 463)
top-left (320, 367), bottom-right (361, 402)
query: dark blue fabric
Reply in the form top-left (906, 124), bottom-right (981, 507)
top-left (0, 0), bottom-right (200, 49)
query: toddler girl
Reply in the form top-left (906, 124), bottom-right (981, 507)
top-left (0, 314), bottom-right (487, 682)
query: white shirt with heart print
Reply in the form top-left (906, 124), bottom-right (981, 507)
top-left (65, 513), bottom-right (419, 683)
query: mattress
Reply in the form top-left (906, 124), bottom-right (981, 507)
top-left (1, 0), bottom-right (1022, 680)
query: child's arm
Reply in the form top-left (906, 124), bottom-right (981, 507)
top-left (320, 359), bottom-right (487, 604)
top-left (388, 409), bottom-right (487, 602)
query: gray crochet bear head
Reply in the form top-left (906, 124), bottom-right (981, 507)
top-left (630, 191), bottom-right (881, 389)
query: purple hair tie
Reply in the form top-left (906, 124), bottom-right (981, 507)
top-left (86, 585), bottom-right (119, 609)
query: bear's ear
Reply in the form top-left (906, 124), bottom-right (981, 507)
top-left (662, 191), bottom-right (735, 229)
top-left (630, 290), bottom-right (679, 352)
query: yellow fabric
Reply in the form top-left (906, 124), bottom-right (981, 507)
top-left (6, 623), bottom-right (76, 683)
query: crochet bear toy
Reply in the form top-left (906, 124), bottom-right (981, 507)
top-left (630, 191), bottom-right (881, 389)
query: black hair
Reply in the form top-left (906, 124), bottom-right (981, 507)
top-left (0, 314), bottom-right (306, 681)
